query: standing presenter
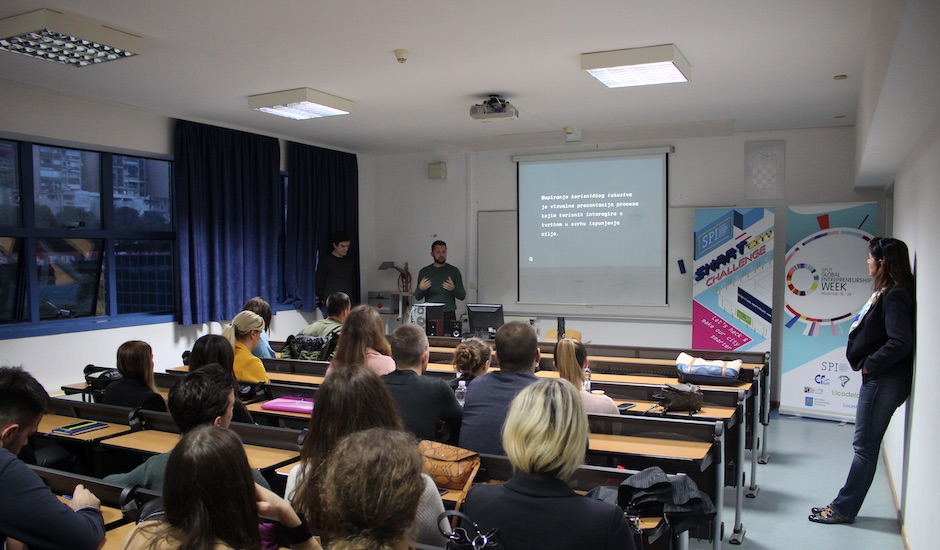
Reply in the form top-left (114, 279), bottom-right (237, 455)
top-left (809, 237), bottom-right (915, 525)
top-left (414, 240), bottom-right (466, 326)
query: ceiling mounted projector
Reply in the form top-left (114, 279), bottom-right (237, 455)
top-left (470, 95), bottom-right (518, 121)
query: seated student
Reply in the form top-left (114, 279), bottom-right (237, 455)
top-left (327, 305), bottom-right (395, 377)
top-left (122, 425), bottom-right (320, 550)
top-left (103, 340), bottom-right (167, 412)
top-left (450, 337), bottom-right (491, 390)
top-left (459, 321), bottom-right (540, 455)
top-left (320, 428), bottom-right (426, 550)
top-left (301, 291), bottom-right (350, 338)
top-left (189, 335), bottom-right (255, 424)
top-left (287, 364), bottom-right (447, 547)
top-left (554, 337), bottom-right (619, 415)
top-left (104, 365), bottom-right (269, 491)
top-left (383, 324), bottom-right (463, 442)
top-left (243, 296), bottom-right (278, 360)
top-left (223, 310), bottom-right (270, 383)
top-left (464, 379), bottom-right (636, 550)
top-left (0, 367), bottom-right (105, 550)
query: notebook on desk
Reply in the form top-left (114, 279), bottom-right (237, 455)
top-left (260, 396), bottom-right (314, 414)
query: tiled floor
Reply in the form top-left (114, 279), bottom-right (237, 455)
top-left (688, 412), bottom-right (905, 549)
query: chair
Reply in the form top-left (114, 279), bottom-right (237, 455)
top-left (544, 328), bottom-right (582, 341)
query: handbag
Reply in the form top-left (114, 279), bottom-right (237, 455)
top-left (438, 510), bottom-right (503, 550)
top-left (675, 352), bottom-right (742, 386)
top-left (418, 440), bottom-right (479, 490)
top-left (418, 440), bottom-right (480, 511)
top-left (84, 364), bottom-right (122, 390)
top-left (647, 382), bottom-right (704, 416)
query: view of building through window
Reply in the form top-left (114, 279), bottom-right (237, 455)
top-left (0, 140), bottom-right (174, 325)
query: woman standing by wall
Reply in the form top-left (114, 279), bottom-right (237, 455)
top-left (810, 237), bottom-right (915, 525)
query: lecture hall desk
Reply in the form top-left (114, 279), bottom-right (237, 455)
top-left (100, 429), bottom-right (298, 473)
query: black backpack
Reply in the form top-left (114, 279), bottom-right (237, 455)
top-left (280, 330), bottom-right (340, 361)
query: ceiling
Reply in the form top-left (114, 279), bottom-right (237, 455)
top-left (0, 1), bottom-right (873, 157)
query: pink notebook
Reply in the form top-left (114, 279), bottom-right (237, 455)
top-left (261, 397), bottom-right (314, 414)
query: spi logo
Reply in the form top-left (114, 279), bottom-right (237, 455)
top-left (804, 387), bottom-right (822, 394)
top-left (839, 375), bottom-right (851, 387)
top-left (814, 374), bottom-right (830, 385)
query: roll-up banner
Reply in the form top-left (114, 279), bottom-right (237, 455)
top-left (780, 202), bottom-right (878, 421)
top-left (692, 207), bottom-right (774, 352)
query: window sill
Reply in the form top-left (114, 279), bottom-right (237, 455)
top-left (0, 313), bottom-right (177, 340)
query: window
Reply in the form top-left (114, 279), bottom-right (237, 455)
top-left (0, 139), bottom-right (174, 337)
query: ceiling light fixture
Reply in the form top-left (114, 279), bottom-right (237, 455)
top-left (0, 9), bottom-right (140, 67)
top-left (581, 44), bottom-right (690, 88)
top-left (248, 88), bottom-right (353, 120)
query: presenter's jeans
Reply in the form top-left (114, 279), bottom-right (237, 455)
top-left (830, 374), bottom-right (908, 519)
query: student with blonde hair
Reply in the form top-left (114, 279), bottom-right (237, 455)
top-left (463, 379), bottom-right (636, 549)
top-left (222, 310), bottom-right (270, 383)
top-left (104, 340), bottom-right (167, 412)
top-left (554, 337), bottom-right (618, 415)
top-left (242, 296), bottom-right (277, 360)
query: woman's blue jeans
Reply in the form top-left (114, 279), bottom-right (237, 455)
top-left (830, 374), bottom-right (909, 519)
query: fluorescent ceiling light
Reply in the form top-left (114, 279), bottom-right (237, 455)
top-left (249, 88), bottom-right (353, 120)
top-left (581, 44), bottom-right (690, 88)
top-left (0, 9), bottom-right (140, 67)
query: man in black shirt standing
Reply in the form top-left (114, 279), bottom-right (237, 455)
top-left (316, 230), bottom-right (356, 314)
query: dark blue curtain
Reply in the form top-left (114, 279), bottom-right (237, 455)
top-left (174, 120), bottom-right (280, 325)
top-left (285, 141), bottom-right (359, 310)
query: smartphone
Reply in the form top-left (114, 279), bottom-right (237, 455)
top-left (617, 403), bottom-right (636, 414)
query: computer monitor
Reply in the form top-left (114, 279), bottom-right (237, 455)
top-left (467, 303), bottom-right (504, 338)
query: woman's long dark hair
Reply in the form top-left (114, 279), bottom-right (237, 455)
top-left (117, 340), bottom-right (156, 392)
top-left (159, 426), bottom-right (260, 550)
top-left (292, 364), bottom-right (403, 529)
top-left (189, 335), bottom-right (236, 374)
top-left (870, 237), bottom-right (914, 292)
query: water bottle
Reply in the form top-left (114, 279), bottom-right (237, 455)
top-left (582, 366), bottom-right (591, 392)
top-left (455, 380), bottom-right (467, 406)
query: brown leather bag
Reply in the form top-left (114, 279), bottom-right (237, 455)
top-left (418, 440), bottom-right (481, 511)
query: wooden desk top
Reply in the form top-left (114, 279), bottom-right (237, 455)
top-left (167, 366), bottom-right (324, 387)
top-left (610, 398), bottom-right (736, 421)
top-left (56, 496), bottom-right (123, 525)
top-left (39, 414), bottom-right (133, 442)
top-left (101, 430), bottom-right (299, 471)
top-left (428, 346), bottom-right (764, 373)
top-left (588, 433), bottom-right (712, 462)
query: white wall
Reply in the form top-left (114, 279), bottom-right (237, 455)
top-left (888, 112), bottom-right (940, 549)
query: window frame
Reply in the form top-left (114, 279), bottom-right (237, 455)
top-left (0, 137), bottom-right (176, 340)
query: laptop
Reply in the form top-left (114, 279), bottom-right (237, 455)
top-left (260, 396), bottom-right (314, 414)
